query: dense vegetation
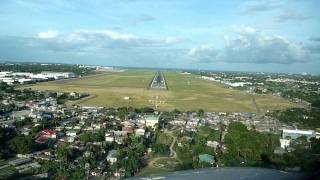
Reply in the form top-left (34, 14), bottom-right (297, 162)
top-left (175, 126), bottom-right (221, 169)
top-left (221, 122), bottom-right (279, 166)
top-left (270, 108), bottom-right (320, 129)
top-left (79, 131), bottom-right (105, 143)
top-left (268, 137), bottom-right (320, 174)
top-left (0, 127), bottom-right (17, 159)
top-left (112, 136), bottom-right (148, 177)
top-left (9, 135), bottom-right (33, 154)
top-left (282, 90), bottom-right (320, 106)
top-left (222, 122), bottom-right (320, 175)
top-left (152, 144), bottom-right (170, 156)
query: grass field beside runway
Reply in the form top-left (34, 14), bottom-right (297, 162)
top-left (21, 70), bottom-right (298, 112)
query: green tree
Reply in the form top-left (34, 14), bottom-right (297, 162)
top-left (222, 122), bottom-right (279, 165)
top-left (152, 143), bottom-right (170, 156)
top-left (0, 127), bottom-right (16, 158)
top-left (198, 109), bottom-right (204, 117)
top-left (9, 135), bottom-right (33, 154)
top-left (57, 143), bottom-right (70, 163)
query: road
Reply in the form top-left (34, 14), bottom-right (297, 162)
top-left (65, 94), bottom-right (97, 107)
top-left (165, 130), bottom-right (179, 159)
top-left (148, 129), bottom-right (181, 166)
top-left (251, 95), bottom-right (261, 113)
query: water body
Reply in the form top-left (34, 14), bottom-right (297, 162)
top-left (130, 167), bottom-right (304, 180)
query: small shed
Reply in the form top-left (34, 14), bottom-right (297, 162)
top-left (198, 154), bottom-right (215, 165)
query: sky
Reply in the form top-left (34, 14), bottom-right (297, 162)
top-left (0, 0), bottom-right (320, 74)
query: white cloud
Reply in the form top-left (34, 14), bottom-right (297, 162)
top-left (239, 1), bottom-right (278, 15)
top-left (222, 27), bottom-right (309, 64)
top-left (274, 11), bottom-right (310, 23)
top-left (188, 26), bottom-right (311, 64)
top-left (35, 29), bottom-right (182, 54)
top-left (72, 30), bottom-right (136, 41)
top-left (9, 27), bottom-right (317, 66)
top-left (306, 44), bottom-right (320, 54)
top-left (164, 37), bottom-right (183, 45)
top-left (232, 25), bottom-right (257, 34)
top-left (38, 30), bottom-right (59, 39)
top-left (188, 44), bottom-right (218, 63)
top-left (131, 14), bottom-right (156, 25)
top-left (308, 36), bottom-right (320, 42)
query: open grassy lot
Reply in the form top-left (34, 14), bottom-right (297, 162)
top-left (137, 157), bottom-right (180, 177)
top-left (156, 133), bottom-right (173, 146)
top-left (22, 70), bottom-right (298, 112)
top-left (137, 166), bottom-right (173, 177)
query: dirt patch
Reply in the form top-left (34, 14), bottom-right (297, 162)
top-left (224, 98), bottom-right (234, 101)
top-left (180, 97), bottom-right (197, 100)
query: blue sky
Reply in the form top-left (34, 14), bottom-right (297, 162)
top-left (0, 0), bottom-right (320, 74)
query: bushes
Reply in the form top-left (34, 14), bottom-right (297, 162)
top-left (222, 122), bottom-right (279, 165)
top-left (271, 108), bottom-right (320, 129)
top-left (9, 135), bottom-right (33, 154)
top-left (152, 143), bottom-right (170, 156)
top-left (79, 131), bottom-right (105, 143)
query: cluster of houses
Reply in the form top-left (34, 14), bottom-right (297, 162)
top-left (170, 112), bottom-right (295, 134)
top-left (267, 78), bottom-right (320, 86)
top-left (1, 91), bottom-right (161, 178)
top-left (1, 72), bottom-right (319, 178)
top-left (0, 71), bottom-right (75, 85)
top-left (170, 111), bottom-right (320, 164)
top-left (1, 90), bottom-right (85, 124)
top-left (199, 72), bottom-right (320, 108)
top-left (8, 158), bottom-right (42, 174)
top-left (1, 96), bottom-right (59, 125)
top-left (103, 115), bottom-right (158, 145)
top-left (275, 129), bottom-right (319, 155)
top-left (200, 75), bottom-right (253, 87)
top-left (2, 81), bottom-right (319, 176)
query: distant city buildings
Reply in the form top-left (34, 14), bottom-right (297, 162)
top-left (0, 71), bottom-right (75, 85)
top-left (0, 65), bottom-right (319, 179)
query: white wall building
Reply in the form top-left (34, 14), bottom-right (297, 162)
top-left (105, 133), bottom-right (115, 142)
top-left (66, 131), bottom-right (77, 137)
top-left (107, 150), bottom-right (117, 165)
top-left (280, 138), bottom-right (291, 149)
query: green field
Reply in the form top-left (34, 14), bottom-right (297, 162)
top-left (156, 132), bottom-right (173, 145)
top-left (22, 70), bottom-right (298, 112)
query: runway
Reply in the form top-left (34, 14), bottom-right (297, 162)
top-left (149, 71), bottom-right (168, 90)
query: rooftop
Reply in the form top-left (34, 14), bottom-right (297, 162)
top-left (145, 115), bottom-right (159, 121)
top-left (198, 154), bottom-right (214, 164)
top-left (282, 129), bottom-right (315, 135)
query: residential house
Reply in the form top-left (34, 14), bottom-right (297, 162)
top-left (206, 141), bottom-right (219, 150)
top-left (135, 128), bottom-right (145, 136)
top-left (107, 150), bottom-right (117, 165)
top-left (35, 129), bottom-right (57, 144)
top-left (122, 126), bottom-right (134, 134)
top-left (280, 138), bottom-right (291, 149)
top-left (105, 132), bottom-right (115, 143)
top-left (198, 154), bottom-right (215, 165)
top-left (282, 129), bottom-right (316, 141)
top-left (66, 131), bottom-right (77, 137)
top-left (145, 115), bottom-right (159, 129)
